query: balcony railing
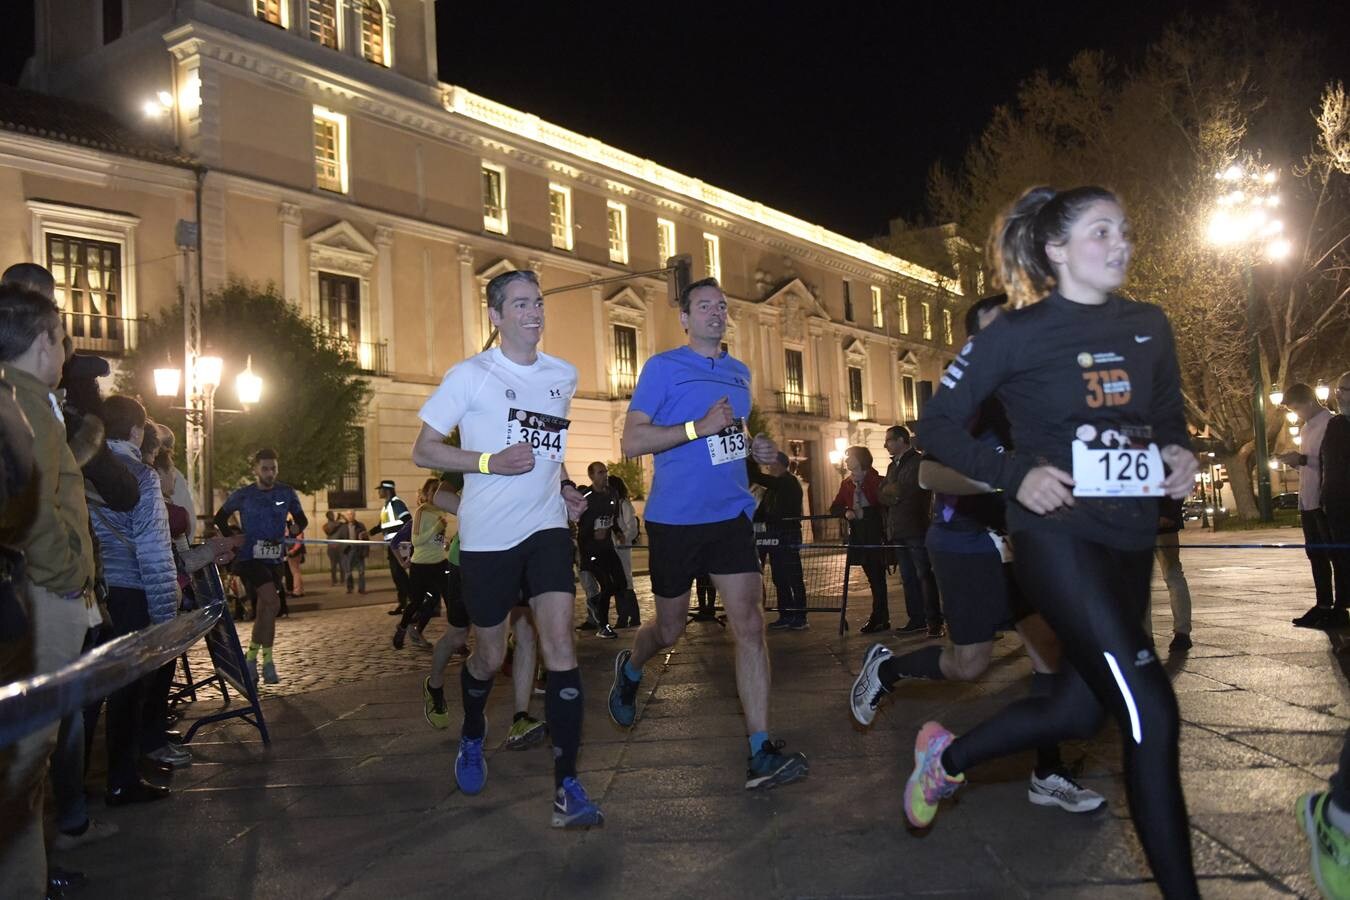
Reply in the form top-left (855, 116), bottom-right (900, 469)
top-left (328, 336), bottom-right (389, 376)
top-left (62, 311), bottom-right (144, 357)
top-left (848, 402), bottom-right (878, 422)
top-left (774, 390), bottom-right (830, 418)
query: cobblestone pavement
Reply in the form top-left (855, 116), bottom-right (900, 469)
top-left (60, 527), bottom-right (1350, 898)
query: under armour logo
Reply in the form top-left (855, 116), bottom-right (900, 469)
top-left (559, 687), bottom-right (580, 701)
top-left (550, 388), bottom-right (563, 399)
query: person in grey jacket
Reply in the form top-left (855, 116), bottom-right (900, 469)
top-left (89, 395), bottom-right (180, 805)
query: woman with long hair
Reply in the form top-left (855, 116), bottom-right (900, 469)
top-left (908, 186), bottom-right (1199, 897)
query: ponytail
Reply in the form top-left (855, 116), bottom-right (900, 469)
top-left (988, 185), bottom-right (1120, 308)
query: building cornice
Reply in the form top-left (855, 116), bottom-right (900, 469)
top-left (0, 131), bottom-right (197, 195)
top-left (161, 21), bottom-right (959, 295)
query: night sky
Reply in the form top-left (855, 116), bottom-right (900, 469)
top-left (3, 1), bottom-right (1346, 239)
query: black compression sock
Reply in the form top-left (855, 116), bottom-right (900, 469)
top-left (1034, 744), bottom-right (1065, 778)
top-left (545, 668), bottom-right (584, 788)
top-left (940, 746), bottom-right (962, 779)
top-left (460, 666), bottom-right (493, 740)
top-left (879, 646), bottom-right (945, 687)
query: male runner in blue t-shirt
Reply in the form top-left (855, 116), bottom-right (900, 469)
top-left (607, 277), bottom-right (809, 789)
top-left (214, 448), bottom-right (306, 684)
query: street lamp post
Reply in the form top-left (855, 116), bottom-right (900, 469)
top-left (155, 355), bottom-right (262, 521)
top-left (1206, 160), bottom-right (1292, 523)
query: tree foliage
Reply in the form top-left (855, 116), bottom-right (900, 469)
top-left (117, 281), bottom-right (372, 494)
top-left (924, 11), bottom-right (1350, 518)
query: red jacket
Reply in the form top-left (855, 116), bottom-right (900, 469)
top-left (830, 469), bottom-right (885, 515)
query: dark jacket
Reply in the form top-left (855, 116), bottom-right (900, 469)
top-left (1322, 413), bottom-right (1350, 510)
top-left (1156, 496), bottom-right (1185, 535)
top-left (880, 449), bottom-right (930, 541)
top-left (748, 464), bottom-right (804, 531)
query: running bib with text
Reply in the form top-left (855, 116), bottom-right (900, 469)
top-left (1071, 441), bottom-right (1165, 497)
top-left (253, 540), bottom-right (284, 561)
top-left (706, 419), bottom-right (748, 466)
top-left (505, 408), bottom-right (570, 463)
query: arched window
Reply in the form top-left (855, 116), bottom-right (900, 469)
top-left (360, 1), bottom-right (390, 66)
top-left (308, 0), bottom-right (339, 49)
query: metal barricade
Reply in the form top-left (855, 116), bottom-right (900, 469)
top-left (0, 563), bottom-right (270, 748)
top-left (758, 515), bottom-right (853, 634)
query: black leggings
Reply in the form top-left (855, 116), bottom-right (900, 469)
top-left (943, 530), bottom-right (1196, 899)
top-left (400, 561), bottom-right (446, 629)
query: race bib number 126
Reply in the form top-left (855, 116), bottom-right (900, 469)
top-left (1071, 440), bottom-right (1166, 497)
top-left (506, 408), bottom-right (570, 463)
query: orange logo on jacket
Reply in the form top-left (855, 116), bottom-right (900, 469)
top-left (1082, 369), bottom-right (1132, 408)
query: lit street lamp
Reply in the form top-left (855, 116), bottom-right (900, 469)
top-left (155, 354), bottom-right (263, 515)
top-left (1206, 158), bottom-right (1290, 522)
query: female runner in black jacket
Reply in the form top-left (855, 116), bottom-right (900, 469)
top-left (909, 185), bottom-right (1200, 898)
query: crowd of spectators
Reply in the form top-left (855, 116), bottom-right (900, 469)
top-left (0, 264), bottom-right (239, 898)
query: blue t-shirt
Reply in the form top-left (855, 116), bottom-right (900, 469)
top-left (629, 346), bottom-right (756, 526)
top-left (217, 482), bottom-right (305, 561)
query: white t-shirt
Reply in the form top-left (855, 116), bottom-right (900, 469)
top-left (419, 348), bottom-right (578, 551)
top-left (1300, 408), bottom-right (1332, 511)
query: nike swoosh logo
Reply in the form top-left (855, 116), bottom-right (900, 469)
top-left (1134, 335), bottom-right (1152, 343)
top-left (274, 500), bottom-right (287, 506)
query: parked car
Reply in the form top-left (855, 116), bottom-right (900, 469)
top-left (1181, 500), bottom-right (1206, 522)
top-left (1274, 492), bottom-right (1299, 511)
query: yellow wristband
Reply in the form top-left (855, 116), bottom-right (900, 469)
top-left (478, 452), bottom-right (492, 475)
top-left (685, 420), bottom-right (698, 441)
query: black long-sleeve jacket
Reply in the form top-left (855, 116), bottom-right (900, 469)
top-left (918, 291), bottom-right (1190, 551)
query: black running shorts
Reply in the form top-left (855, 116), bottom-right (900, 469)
top-left (444, 562), bottom-right (470, 629)
top-left (646, 514), bottom-right (760, 599)
top-left (236, 559), bottom-right (284, 594)
top-left (929, 548), bottom-right (1022, 645)
top-left (458, 528), bottom-right (575, 628)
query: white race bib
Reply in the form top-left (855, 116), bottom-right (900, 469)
top-left (706, 419), bottom-right (748, 466)
top-left (1071, 440), bottom-right (1166, 497)
top-left (988, 532), bottom-right (1013, 563)
top-left (253, 540), bottom-right (283, 561)
top-left (505, 408), bottom-right (570, 463)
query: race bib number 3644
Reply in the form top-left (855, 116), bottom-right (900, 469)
top-left (1071, 440), bottom-right (1166, 497)
top-left (505, 408), bottom-right (570, 463)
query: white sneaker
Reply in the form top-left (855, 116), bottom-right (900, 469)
top-left (596, 625), bottom-right (618, 640)
top-left (1028, 771), bottom-right (1105, 813)
top-left (147, 743), bottom-right (193, 768)
top-left (52, 818), bottom-right (119, 851)
top-left (850, 643), bottom-right (893, 727)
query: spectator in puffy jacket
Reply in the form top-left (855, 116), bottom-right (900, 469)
top-left (89, 394), bottom-right (180, 804)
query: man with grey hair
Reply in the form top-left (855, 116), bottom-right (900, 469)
top-left (0, 283), bottom-right (95, 896)
top-left (1, 262), bottom-right (57, 300)
top-left (412, 268), bottom-right (602, 827)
